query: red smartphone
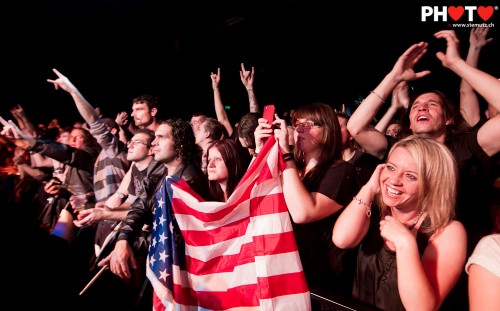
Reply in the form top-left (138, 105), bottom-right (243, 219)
top-left (263, 104), bottom-right (275, 127)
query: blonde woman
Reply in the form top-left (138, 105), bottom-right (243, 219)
top-left (333, 135), bottom-right (467, 311)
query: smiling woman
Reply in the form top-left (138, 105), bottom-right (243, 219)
top-left (333, 135), bottom-right (466, 311)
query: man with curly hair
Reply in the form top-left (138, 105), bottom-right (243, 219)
top-left (98, 119), bottom-right (209, 308)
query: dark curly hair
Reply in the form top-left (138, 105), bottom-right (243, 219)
top-left (161, 118), bottom-right (200, 165)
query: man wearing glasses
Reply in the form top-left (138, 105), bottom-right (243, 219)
top-left (73, 128), bottom-right (165, 311)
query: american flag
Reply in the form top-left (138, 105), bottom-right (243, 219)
top-left (146, 137), bottom-right (311, 311)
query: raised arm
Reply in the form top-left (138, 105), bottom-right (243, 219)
top-left (332, 165), bottom-right (383, 248)
top-left (255, 116), bottom-right (344, 223)
top-left (10, 104), bottom-right (37, 137)
top-left (347, 42), bottom-right (430, 159)
top-left (374, 81), bottom-right (409, 134)
top-left (240, 63), bottom-right (259, 113)
top-left (0, 119), bottom-right (37, 150)
top-left (435, 30), bottom-right (500, 157)
top-left (47, 68), bottom-right (98, 125)
top-left (115, 111), bottom-right (129, 144)
top-left (459, 27), bottom-right (493, 126)
top-left (211, 67), bottom-right (233, 137)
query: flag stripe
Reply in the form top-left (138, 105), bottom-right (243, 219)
top-left (184, 231), bottom-right (300, 274)
top-left (165, 273), bottom-right (309, 310)
top-left (176, 200), bottom-right (292, 246)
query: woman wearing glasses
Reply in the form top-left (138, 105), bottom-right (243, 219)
top-left (254, 102), bottom-right (361, 302)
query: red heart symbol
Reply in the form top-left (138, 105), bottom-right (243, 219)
top-left (478, 6), bottom-right (494, 21)
top-left (448, 6), bottom-right (464, 21)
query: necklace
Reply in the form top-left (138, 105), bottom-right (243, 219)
top-left (408, 211), bottom-right (423, 230)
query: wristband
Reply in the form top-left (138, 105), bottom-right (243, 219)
top-left (282, 152), bottom-right (294, 162)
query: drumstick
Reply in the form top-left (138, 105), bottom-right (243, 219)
top-left (79, 265), bottom-right (109, 295)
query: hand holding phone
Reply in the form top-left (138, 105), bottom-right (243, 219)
top-left (263, 104), bottom-right (275, 127)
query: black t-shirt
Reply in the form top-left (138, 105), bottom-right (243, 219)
top-left (292, 161), bottom-right (361, 295)
top-left (449, 127), bottom-right (497, 249)
top-left (348, 149), bottom-right (381, 186)
top-left (127, 164), bottom-right (148, 196)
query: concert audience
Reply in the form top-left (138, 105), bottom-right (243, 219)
top-left (0, 27), bottom-right (498, 311)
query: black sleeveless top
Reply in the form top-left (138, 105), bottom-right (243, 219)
top-left (353, 211), bottom-right (431, 311)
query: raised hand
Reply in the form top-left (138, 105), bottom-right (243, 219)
top-left (1, 119), bottom-right (24, 139)
top-left (115, 111), bottom-right (129, 126)
top-left (0, 118), bottom-right (37, 148)
top-left (434, 30), bottom-right (463, 68)
top-left (390, 41), bottom-right (431, 83)
top-left (210, 67), bottom-right (221, 90)
top-left (366, 164), bottom-right (385, 195)
top-left (47, 68), bottom-right (78, 93)
top-left (273, 115), bottom-right (290, 153)
top-left (10, 104), bottom-right (24, 119)
top-left (239, 63), bottom-right (255, 90)
top-left (392, 81), bottom-right (410, 109)
top-left (253, 117), bottom-right (274, 154)
top-left (469, 27), bottom-right (493, 49)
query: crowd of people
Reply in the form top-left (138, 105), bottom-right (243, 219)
top-left (1, 28), bottom-right (499, 311)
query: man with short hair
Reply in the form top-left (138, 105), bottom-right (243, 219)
top-left (74, 128), bottom-right (160, 246)
top-left (131, 94), bottom-right (161, 132)
top-left (190, 112), bottom-right (207, 133)
top-left (73, 127), bottom-right (163, 311)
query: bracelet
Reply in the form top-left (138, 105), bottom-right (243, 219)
top-left (282, 152), bottom-right (294, 162)
top-left (353, 196), bottom-right (372, 217)
top-left (370, 91), bottom-right (386, 104)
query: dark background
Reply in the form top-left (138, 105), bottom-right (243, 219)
top-left (1, 0), bottom-right (499, 128)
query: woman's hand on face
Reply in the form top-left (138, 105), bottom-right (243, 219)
top-left (367, 164), bottom-right (385, 194)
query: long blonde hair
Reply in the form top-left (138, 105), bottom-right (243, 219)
top-left (380, 135), bottom-right (458, 234)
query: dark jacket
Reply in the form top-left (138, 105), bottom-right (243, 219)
top-left (28, 140), bottom-right (101, 195)
top-left (117, 161), bottom-right (208, 244)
